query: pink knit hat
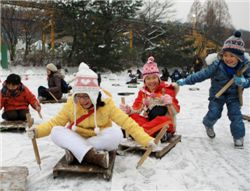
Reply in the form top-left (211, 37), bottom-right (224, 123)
top-left (142, 56), bottom-right (160, 80)
top-left (72, 62), bottom-right (100, 134)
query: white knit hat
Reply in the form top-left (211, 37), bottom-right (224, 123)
top-left (46, 63), bottom-right (57, 72)
top-left (72, 62), bottom-right (100, 134)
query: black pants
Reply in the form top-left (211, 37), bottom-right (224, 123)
top-left (38, 86), bottom-right (54, 100)
top-left (2, 109), bottom-right (28, 121)
top-left (148, 106), bottom-right (168, 121)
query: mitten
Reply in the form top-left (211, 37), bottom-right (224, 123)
top-left (147, 139), bottom-right (159, 150)
top-left (234, 75), bottom-right (249, 87)
top-left (142, 98), bottom-right (150, 106)
top-left (176, 79), bottom-right (186, 86)
top-left (26, 126), bottom-right (36, 139)
top-left (119, 104), bottom-right (131, 114)
top-left (161, 94), bottom-right (172, 105)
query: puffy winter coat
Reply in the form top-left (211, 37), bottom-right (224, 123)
top-left (47, 72), bottom-right (63, 99)
top-left (132, 82), bottom-right (180, 114)
top-left (0, 82), bottom-right (40, 111)
top-left (35, 96), bottom-right (153, 146)
top-left (184, 57), bottom-right (250, 100)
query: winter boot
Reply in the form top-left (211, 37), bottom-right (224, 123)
top-left (161, 132), bottom-right (173, 143)
top-left (84, 148), bottom-right (109, 169)
top-left (205, 126), bottom-right (215, 139)
top-left (234, 138), bottom-right (244, 149)
top-left (65, 149), bottom-right (75, 165)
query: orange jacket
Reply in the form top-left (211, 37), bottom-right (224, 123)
top-left (132, 82), bottom-right (180, 114)
top-left (0, 83), bottom-right (40, 112)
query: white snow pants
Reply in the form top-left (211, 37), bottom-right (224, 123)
top-left (51, 126), bottom-right (123, 163)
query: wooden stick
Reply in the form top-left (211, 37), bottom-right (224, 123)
top-left (38, 111), bottom-right (43, 119)
top-left (121, 97), bottom-right (129, 138)
top-left (48, 91), bottom-right (59, 102)
top-left (121, 97), bottom-right (125, 105)
top-left (26, 113), bottom-right (41, 170)
top-left (136, 125), bottom-right (167, 168)
top-left (236, 70), bottom-right (244, 106)
top-left (215, 65), bottom-right (248, 98)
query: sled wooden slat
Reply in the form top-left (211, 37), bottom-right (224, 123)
top-left (40, 98), bottom-right (67, 104)
top-left (243, 114), bottom-right (250, 122)
top-left (0, 120), bottom-right (27, 131)
top-left (0, 166), bottom-right (28, 191)
top-left (53, 151), bottom-right (116, 180)
top-left (119, 135), bottom-right (181, 158)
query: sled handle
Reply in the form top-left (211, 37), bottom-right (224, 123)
top-left (26, 113), bottom-right (41, 170)
top-left (136, 125), bottom-right (167, 168)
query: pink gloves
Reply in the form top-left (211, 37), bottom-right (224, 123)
top-left (120, 104), bottom-right (131, 114)
top-left (161, 94), bottom-right (172, 105)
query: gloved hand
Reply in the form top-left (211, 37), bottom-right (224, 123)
top-left (26, 126), bottom-right (36, 139)
top-left (176, 79), bottom-right (186, 86)
top-left (119, 104), bottom-right (131, 114)
top-left (161, 94), bottom-right (172, 105)
top-left (143, 98), bottom-right (150, 106)
top-left (234, 75), bottom-right (249, 87)
top-left (147, 139), bottom-right (159, 150)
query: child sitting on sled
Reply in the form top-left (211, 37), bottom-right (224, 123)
top-left (120, 56), bottom-right (180, 141)
top-left (0, 73), bottom-right (41, 121)
top-left (26, 62), bottom-right (156, 169)
top-left (177, 31), bottom-right (250, 148)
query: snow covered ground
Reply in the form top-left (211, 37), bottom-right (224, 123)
top-left (0, 67), bottom-right (250, 191)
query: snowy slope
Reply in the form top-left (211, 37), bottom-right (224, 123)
top-left (0, 68), bottom-right (250, 191)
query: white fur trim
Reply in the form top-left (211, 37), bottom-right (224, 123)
top-left (205, 53), bottom-right (218, 65)
top-left (244, 52), bottom-right (250, 61)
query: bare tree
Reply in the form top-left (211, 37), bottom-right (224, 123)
top-left (139, 0), bottom-right (175, 23)
top-left (136, 0), bottom-right (175, 52)
top-left (202, 0), bottom-right (233, 43)
top-left (1, 6), bottom-right (21, 61)
top-left (187, 0), bottom-right (203, 28)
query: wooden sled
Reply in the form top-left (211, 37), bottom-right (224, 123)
top-left (117, 92), bottom-right (135, 96)
top-left (40, 98), bottom-right (67, 104)
top-left (127, 85), bottom-right (137, 88)
top-left (243, 114), bottom-right (250, 122)
top-left (0, 120), bottom-right (27, 132)
top-left (0, 166), bottom-right (29, 191)
top-left (112, 83), bottom-right (121, 87)
top-left (189, 87), bottom-right (200, 91)
top-left (118, 134), bottom-right (181, 158)
top-left (53, 151), bottom-right (116, 180)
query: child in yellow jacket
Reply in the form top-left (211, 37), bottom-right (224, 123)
top-left (27, 62), bottom-right (155, 168)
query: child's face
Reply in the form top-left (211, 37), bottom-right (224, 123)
top-left (47, 69), bottom-right (51, 75)
top-left (76, 93), bottom-right (93, 109)
top-left (6, 83), bottom-right (18, 90)
top-left (144, 74), bottom-right (160, 92)
top-left (222, 51), bottom-right (239, 68)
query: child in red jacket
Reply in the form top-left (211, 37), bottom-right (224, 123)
top-left (0, 74), bottom-right (41, 121)
top-left (120, 56), bottom-right (180, 141)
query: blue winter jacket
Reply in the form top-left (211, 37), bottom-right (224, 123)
top-left (185, 56), bottom-right (250, 100)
